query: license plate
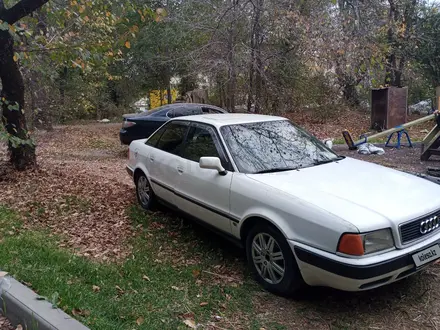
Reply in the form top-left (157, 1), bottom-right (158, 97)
top-left (412, 245), bottom-right (440, 267)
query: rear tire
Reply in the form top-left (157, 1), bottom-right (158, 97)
top-left (135, 172), bottom-right (157, 211)
top-left (246, 223), bottom-right (306, 297)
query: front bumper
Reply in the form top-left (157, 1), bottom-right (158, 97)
top-left (291, 237), bottom-right (440, 291)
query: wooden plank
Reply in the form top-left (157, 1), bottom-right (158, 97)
top-left (423, 128), bottom-right (440, 152)
top-left (352, 113), bottom-right (436, 147)
top-left (421, 128), bottom-right (440, 161)
top-left (427, 149), bottom-right (440, 156)
top-left (423, 125), bottom-right (439, 144)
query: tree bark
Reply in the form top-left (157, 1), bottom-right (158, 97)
top-left (0, 31), bottom-right (36, 169)
top-left (33, 7), bottom-right (52, 131)
top-left (0, 0), bottom-right (49, 169)
top-left (253, 0), bottom-right (264, 114)
top-left (167, 84), bottom-right (172, 104)
top-left (225, 0), bottom-right (238, 113)
top-left (385, 0), bottom-right (416, 87)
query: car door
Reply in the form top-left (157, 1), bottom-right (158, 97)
top-left (145, 121), bottom-right (190, 205)
top-left (174, 123), bottom-right (234, 234)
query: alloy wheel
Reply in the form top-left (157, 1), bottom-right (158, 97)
top-left (137, 176), bottom-right (150, 206)
top-left (251, 233), bottom-right (285, 284)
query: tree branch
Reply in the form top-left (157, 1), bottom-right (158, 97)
top-left (0, 0), bottom-right (49, 24)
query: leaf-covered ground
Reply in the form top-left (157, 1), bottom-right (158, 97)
top-left (1, 115), bottom-right (440, 329)
top-left (0, 316), bottom-right (14, 330)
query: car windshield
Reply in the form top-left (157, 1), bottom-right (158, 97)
top-left (220, 119), bottom-right (341, 174)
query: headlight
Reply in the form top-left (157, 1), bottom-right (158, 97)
top-left (338, 229), bottom-right (394, 256)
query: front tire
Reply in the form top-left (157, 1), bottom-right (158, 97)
top-left (135, 172), bottom-right (157, 211)
top-left (246, 223), bottom-right (306, 297)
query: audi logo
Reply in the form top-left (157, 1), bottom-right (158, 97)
top-left (420, 216), bottom-right (440, 234)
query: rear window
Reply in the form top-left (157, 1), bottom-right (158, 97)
top-left (168, 107), bottom-right (202, 118)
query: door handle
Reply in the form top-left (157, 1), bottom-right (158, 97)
top-left (177, 167), bottom-right (184, 174)
top-left (149, 155), bottom-right (155, 162)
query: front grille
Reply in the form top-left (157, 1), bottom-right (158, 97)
top-left (400, 210), bottom-right (440, 244)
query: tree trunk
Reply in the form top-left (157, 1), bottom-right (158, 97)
top-left (342, 83), bottom-right (360, 106)
top-left (247, 40), bottom-right (255, 112)
top-left (0, 31), bottom-right (36, 170)
top-left (253, 0), bottom-right (264, 114)
top-left (33, 7), bottom-right (52, 131)
top-left (225, 0), bottom-right (238, 113)
top-left (385, 0), bottom-right (416, 87)
top-left (167, 84), bottom-right (172, 104)
top-left (0, 0), bottom-right (50, 170)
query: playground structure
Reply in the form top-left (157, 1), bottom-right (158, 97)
top-left (342, 111), bottom-right (440, 161)
top-left (342, 86), bottom-right (440, 161)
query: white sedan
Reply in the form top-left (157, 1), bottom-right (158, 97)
top-left (126, 113), bottom-right (440, 296)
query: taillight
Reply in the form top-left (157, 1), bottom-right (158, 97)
top-left (122, 120), bottom-right (136, 129)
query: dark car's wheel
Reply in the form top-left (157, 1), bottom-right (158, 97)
top-left (135, 172), bottom-right (157, 211)
top-left (246, 223), bottom-right (306, 297)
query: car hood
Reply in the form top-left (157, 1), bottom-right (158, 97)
top-left (246, 157), bottom-right (440, 232)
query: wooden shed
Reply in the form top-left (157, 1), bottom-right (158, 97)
top-left (371, 87), bottom-right (408, 130)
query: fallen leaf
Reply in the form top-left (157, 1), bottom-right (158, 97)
top-left (136, 316), bottom-right (144, 325)
top-left (92, 285), bottom-right (100, 292)
top-left (192, 269), bottom-right (200, 278)
top-left (142, 275), bottom-right (150, 281)
top-left (0, 271), bottom-right (8, 277)
top-left (171, 286), bottom-right (181, 291)
top-left (183, 319), bottom-right (196, 329)
top-left (200, 302), bottom-right (208, 307)
top-left (72, 308), bottom-right (90, 317)
top-left (125, 41), bottom-right (131, 49)
top-left (115, 285), bottom-right (124, 294)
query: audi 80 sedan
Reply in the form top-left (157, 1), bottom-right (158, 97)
top-left (126, 113), bottom-right (440, 296)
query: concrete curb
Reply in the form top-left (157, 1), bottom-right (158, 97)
top-left (1, 276), bottom-right (89, 330)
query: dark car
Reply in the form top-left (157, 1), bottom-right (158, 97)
top-left (119, 103), bottom-right (228, 145)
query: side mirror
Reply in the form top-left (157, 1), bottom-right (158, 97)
top-left (199, 157), bottom-right (227, 176)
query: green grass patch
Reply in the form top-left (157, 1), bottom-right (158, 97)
top-left (0, 205), bottom-right (281, 329)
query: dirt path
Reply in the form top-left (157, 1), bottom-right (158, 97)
top-left (335, 142), bottom-right (440, 173)
top-left (2, 122), bottom-right (440, 329)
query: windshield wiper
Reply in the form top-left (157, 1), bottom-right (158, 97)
top-left (254, 167), bottom-right (297, 174)
top-left (314, 156), bottom-right (345, 166)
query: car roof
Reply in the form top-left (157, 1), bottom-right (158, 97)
top-left (124, 103), bottom-right (227, 119)
top-left (171, 113), bottom-right (287, 127)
